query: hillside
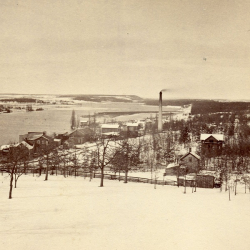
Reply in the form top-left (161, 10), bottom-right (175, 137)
top-left (59, 94), bottom-right (143, 103)
top-left (145, 99), bottom-right (250, 114)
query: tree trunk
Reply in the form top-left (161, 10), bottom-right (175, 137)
top-left (45, 156), bottom-right (49, 181)
top-left (14, 174), bottom-right (17, 188)
top-left (9, 166), bottom-right (15, 199)
top-left (194, 173), bottom-right (197, 192)
top-left (235, 181), bottom-right (237, 195)
top-left (124, 171), bottom-right (128, 183)
top-left (45, 165), bottom-right (48, 181)
top-left (184, 176), bottom-right (186, 194)
top-left (100, 168), bottom-right (104, 187)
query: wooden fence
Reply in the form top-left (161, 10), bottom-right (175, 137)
top-left (1, 167), bottom-right (214, 188)
top-left (80, 172), bottom-right (177, 186)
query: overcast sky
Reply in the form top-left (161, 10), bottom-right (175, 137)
top-left (1, 0), bottom-right (250, 99)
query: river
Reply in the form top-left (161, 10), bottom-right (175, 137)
top-left (0, 102), bottom-right (179, 145)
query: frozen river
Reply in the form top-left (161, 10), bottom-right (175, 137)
top-left (0, 102), bottom-right (179, 145)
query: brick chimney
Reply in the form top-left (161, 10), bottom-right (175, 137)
top-left (158, 91), bottom-right (162, 132)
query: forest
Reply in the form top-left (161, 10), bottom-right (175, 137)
top-left (145, 98), bottom-right (250, 114)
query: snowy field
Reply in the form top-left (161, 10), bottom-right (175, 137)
top-left (1, 174), bottom-right (250, 250)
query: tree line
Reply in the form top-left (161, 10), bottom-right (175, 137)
top-left (0, 131), bottom-right (178, 199)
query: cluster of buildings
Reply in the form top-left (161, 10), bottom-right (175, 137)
top-left (166, 133), bottom-right (224, 174)
top-left (164, 133), bottom-right (225, 188)
top-left (0, 118), bottom-right (149, 156)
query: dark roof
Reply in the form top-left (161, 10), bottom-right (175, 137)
top-left (26, 132), bottom-right (52, 141)
top-left (68, 127), bottom-right (94, 137)
top-left (180, 151), bottom-right (200, 161)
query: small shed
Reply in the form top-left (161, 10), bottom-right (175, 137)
top-left (196, 174), bottom-right (215, 188)
top-left (177, 174), bottom-right (215, 188)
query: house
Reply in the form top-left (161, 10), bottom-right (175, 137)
top-left (125, 122), bottom-right (139, 137)
top-left (179, 148), bottom-right (200, 174)
top-left (16, 141), bottom-right (34, 157)
top-left (55, 132), bottom-right (69, 145)
top-left (126, 122), bottom-right (139, 131)
top-left (0, 145), bottom-right (11, 154)
top-left (101, 124), bottom-right (120, 137)
top-left (200, 134), bottom-right (224, 156)
top-left (1, 141), bottom-right (34, 159)
top-left (79, 118), bottom-right (89, 128)
top-left (68, 127), bottom-right (94, 145)
top-left (19, 132), bottom-right (53, 154)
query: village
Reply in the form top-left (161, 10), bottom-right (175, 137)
top-left (1, 97), bottom-right (250, 200)
top-left (1, 100), bottom-right (250, 250)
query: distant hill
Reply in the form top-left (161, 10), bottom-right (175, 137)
top-left (144, 99), bottom-right (250, 114)
top-left (59, 94), bottom-right (143, 103)
top-left (1, 93), bottom-right (250, 115)
top-left (0, 97), bottom-right (44, 103)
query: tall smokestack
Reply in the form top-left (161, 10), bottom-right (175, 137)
top-left (158, 91), bottom-right (162, 132)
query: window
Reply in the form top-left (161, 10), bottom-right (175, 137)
top-left (37, 140), bottom-right (40, 144)
top-left (189, 157), bottom-right (192, 162)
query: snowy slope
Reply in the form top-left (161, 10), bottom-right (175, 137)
top-left (0, 174), bottom-right (250, 250)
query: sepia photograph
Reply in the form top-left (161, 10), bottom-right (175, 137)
top-left (1, 0), bottom-right (250, 249)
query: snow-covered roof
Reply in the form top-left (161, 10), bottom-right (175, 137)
top-left (101, 124), bottom-right (119, 129)
top-left (178, 175), bottom-right (196, 180)
top-left (102, 132), bottom-right (119, 136)
top-left (200, 134), bottom-right (224, 141)
top-left (0, 145), bottom-right (10, 150)
top-left (20, 141), bottom-right (34, 150)
top-left (166, 162), bottom-right (178, 169)
top-left (80, 119), bottom-right (88, 123)
top-left (126, 123), bottom-right (139, 127)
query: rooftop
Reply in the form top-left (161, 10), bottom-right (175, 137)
top-left (200, 134), bottom-right (224, 141)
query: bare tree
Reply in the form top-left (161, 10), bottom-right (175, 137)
top-left (37, 157), bottom-right (45, 176)
top-left (39, 143), bottom-right (56, 181)
top-left (112, 138), bottom-right (142, 183)
top-left (93, 137), bottom-right (117, 187)
top-left (3, 145), bottom-right (29, 199)
top-left (59, 151), bottom-right (70, 177)
top-left (14, 157), bottom-right (30, 188)
top-left (80, 148), bottom-right (98, 181)
top-left (51, 149), bottom-right (61, 176)
top-left (140, 134), bottom-right (158, 188)
top-left (69, 148), bottom-right (81, 177)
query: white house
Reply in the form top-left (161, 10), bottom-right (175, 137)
top-left (101, 124), bottom-right (120, 136)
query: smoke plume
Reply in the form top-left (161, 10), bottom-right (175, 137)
top-left (160, 88), bottom-right (172, 93)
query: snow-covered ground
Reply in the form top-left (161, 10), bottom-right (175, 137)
top-left (1, 174), bottom-right (250, 250)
